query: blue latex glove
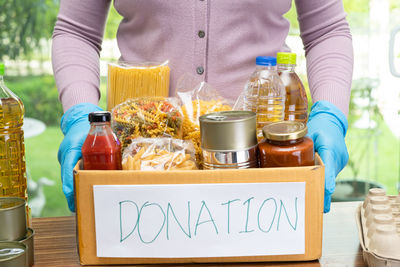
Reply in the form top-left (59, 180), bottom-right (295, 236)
top-left (307, 101), bottom-right (349, 213)
top-left (58, 103), bottom-right (103, 212)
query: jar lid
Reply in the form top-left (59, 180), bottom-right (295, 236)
top-left (0, 242), bottom-right (26, 264)
top-left (262, 121), bottom-right (307, 141)
top-left (88, 111), bottom-right (111, 123)
top-left (0, 197), bottom-right (25, 211)
top-left (199, 111), bottom-right (257, 151)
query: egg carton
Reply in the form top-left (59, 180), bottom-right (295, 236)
top-left (356, 188), bottom-right (400, 267)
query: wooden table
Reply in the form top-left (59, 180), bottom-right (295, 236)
top-left (32, 202), bottom-right (366, 267)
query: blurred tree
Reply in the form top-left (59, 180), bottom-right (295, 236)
top-left (0, 0), bottom-right (59, 61)
top-left (104, 5), bottom-right (122, 40)
top-left (284, 2), bottom-right (299, 34)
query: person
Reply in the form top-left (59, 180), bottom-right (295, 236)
top-left (52, 0), bottom-right (353, 213)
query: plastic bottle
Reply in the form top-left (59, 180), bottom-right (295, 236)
top-left (0, 63), bottom-right (27, 200)
top-left (277, 52), bottom-right (308, 123)
top-left (244, 56), bottom-right (285, 139)
top-left (82, 111), bottom-right (122, 170)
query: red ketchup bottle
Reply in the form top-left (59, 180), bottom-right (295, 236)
top-left (81, 111), bottom-right (122, 170)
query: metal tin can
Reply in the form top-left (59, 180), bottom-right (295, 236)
top-left (0, 198), bottom-right (27, 241)
top-left (0, 242), bottom-right (27, 267)
top-left (199, 111), bottom-right (258, 169)
top-left (18, 228), bottom-right (34, 267)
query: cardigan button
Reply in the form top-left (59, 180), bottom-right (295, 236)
top-left (196, 66), bottom-right (204, 75)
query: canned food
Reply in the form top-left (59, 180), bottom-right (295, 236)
top-left (0, 242), bottom-right (27, 267)
top-left (199, 111), bottom-right (258, 169)
top-left (0, 198), bottom-right (27, 241)
top-left (18, 228), bottom-right (34, 267)
top-left (258, 121), bottom-right (314, 168)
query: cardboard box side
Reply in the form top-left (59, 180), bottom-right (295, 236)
top-left (74, 155), bottom-right (324, 265)
top-left (74, 169), bottom-right (96, 266)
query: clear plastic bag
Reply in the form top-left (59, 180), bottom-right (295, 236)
top-left (121, 137), bottom-right (197, 171)
top-left (175, 74), bottom-right (232, 166)
top-left (111, 97), bottom-right (183, 150)
top-left (107, 61), bottom-right (170, 110)
top-left (233, 90), bottom-right (246, 110)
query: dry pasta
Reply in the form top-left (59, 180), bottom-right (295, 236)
top-left (181, 100), bottom-right (232, 167)
top-left (121, 138), bottom-right (197, 171)
top-left (107, 62), bottom-right (170, 110)
top-left (112, 97), bottom-right (183, 150)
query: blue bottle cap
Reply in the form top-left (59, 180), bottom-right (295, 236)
top-left (256, 56), bottom-right (277, 66)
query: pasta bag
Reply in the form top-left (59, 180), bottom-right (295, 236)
top-left (107, 61), bottom-right (170, 110)
top-left (121, 137), bottom-right (197, 171)
top-left (175, 74), bottom-right (232, 166)
top-left (111, 97), bottom-right (183, 150)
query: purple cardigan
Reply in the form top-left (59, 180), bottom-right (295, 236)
top-left (52, 0), bottom-right (353, 115)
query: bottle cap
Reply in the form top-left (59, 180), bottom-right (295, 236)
top-left (277, 52), bottom-right (297, 65)
top-left (0, 63), bottom-right (4, 76)
top-left (88, 111), bottom-right (111, 123)
top-left (256, 56), bottom-right (277, 66)
top-left (262, 121), bottom-right (307, 141)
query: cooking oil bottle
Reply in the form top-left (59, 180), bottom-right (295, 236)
top-left (0, 63), bottom-right (27, 201)
top-left (244, 56), bottom-right (285, 140)
top-left (277, 52), bottom-right (308, 123)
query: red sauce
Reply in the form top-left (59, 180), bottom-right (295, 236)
top-left (82, 134), bottom-right (122, 170)
top-left (258, 137), bottom-right (314, 168)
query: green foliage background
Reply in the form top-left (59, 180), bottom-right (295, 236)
top-left (0, 0), bottom-right (59, 60)
top-left (104, 5), bottom-right (122, 40)
top-left (5, 75), bottom-right (62, 125)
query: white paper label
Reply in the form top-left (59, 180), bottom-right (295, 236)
top-left (93, 182), bottom-right (305, 258)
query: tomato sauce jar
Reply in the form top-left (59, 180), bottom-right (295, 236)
top-left (258, 121), bottom-right (314, 168)
top-left (82, 111), bottom-right (122, 170)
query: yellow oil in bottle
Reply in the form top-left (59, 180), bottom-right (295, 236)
top-left (277, 52), bottom-right (308, 124)
top-left (0, 98), bottom-right (27, 199)
top-left (279, 71), bottom-right (308, 123)
top-left (244, 57), bottom-right (285, 141)
top-left (0, 63), bottom-right (27, 207)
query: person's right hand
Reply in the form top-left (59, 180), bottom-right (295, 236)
top-left (58, 103), bottom-right (103, 212)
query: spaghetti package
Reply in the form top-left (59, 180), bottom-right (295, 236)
top-left (107, 61), bottom-right (170, 110)
top-left (122, 138), bottom-right (197, 171)
top-left (111, 97), bottom-right (183, 150)
top-left (175, 74), bottom-right (232, 166)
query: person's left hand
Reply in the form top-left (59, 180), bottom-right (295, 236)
top-left (307, 101), bottom-right (349, 213)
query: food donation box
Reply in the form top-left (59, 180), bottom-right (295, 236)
top-left (73, 154), bottom-right (324, 265)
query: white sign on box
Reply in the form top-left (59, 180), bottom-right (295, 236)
top-left (93, 182), bottom-right (305, 258)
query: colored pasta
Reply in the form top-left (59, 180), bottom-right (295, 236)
top-left (107, 62), bottom-right (170, 110)
top-left (111, 97), bottom-right (183, 150)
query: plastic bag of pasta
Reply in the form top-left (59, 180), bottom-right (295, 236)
top-left (107, 61), bottom-right (170, 110)
top-left (175, 74), bottom-right (232, 167)
top-left (111, 97), bottom-right (183, 150)
top-left (121, 137), bottom-right (197, 171)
